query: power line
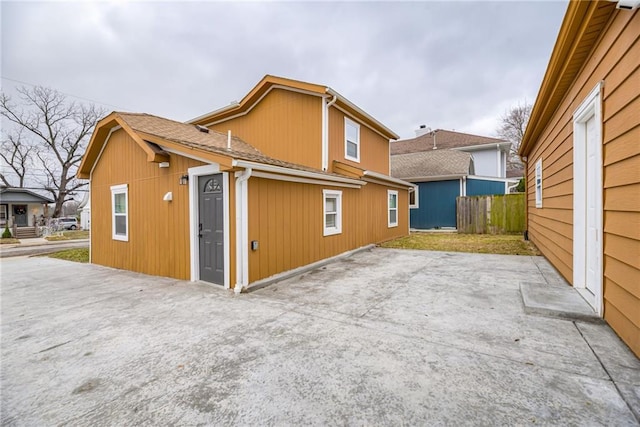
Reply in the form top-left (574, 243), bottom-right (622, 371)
top-left (1, 75), bottom-right (128, 111)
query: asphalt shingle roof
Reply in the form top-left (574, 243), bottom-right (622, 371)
top-left (391, 129), bottom-right (507, 155)
top-left (390, 150), bottom-right (473, 179)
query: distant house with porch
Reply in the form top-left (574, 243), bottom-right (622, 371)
top-left (0, 187), bottom-right (53, 238)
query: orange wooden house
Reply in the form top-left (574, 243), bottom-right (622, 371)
top-left (520, 1), bottom-right (639, 356)
top-left (78, 76), bottom-right (412, 292)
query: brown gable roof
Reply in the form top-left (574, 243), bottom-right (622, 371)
top-left (390, 129), bottom-right (506, 155)
top-left (117, 112), bottom-right (264, 161)
top-left (78, 111), bottom-right (368, 180)
top-left (390, 150), bottom-right (473, 179)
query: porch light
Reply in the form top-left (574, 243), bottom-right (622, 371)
top-left (179, 175), bottom-right (189, 185)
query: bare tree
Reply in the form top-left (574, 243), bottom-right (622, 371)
top-left (0, 87), bottom-right (105, 217)
top-left (497, 102), bottom-right (532, 171)
top-left (0, 128), bottom-right (33, 187)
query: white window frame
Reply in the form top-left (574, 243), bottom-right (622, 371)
top-left (323, 189), bottom-right (342, 236)
top-left (534, 159), bottom-right (543, 208)
top-left (409, 185), bottom-right (419, 209)
top-left (111, 184), bottom-right (129, 241)
top-left (344, 117), bottom-right (360, 163)
top-left (388, 190), bottom-right (398, 227)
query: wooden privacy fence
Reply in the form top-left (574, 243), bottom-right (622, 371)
top-left (456, 194), bottom-right (525, 234)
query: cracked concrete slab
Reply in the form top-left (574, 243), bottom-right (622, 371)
top-left (1, 250), bottom-right (638, 425)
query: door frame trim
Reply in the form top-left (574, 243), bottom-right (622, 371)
top-left (572, 81), bottom-right (603, 316)
top-left (188, 164), bottom-right (230, 288)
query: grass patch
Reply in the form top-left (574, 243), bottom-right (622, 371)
top-left (47, 248), bottom-right (89, 263)
top-left (0, 238), bottom-right (20, 245)
top-left (45, 230), bottom-right (89, 241)
top-left (381, 232), bottom-right (540, 256)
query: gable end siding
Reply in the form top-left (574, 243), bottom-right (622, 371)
top-left (208, 89), bottom-right (323, 170)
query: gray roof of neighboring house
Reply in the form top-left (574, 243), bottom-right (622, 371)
top-left (390, 150), bottom-right (474, 180)
top-left (391, 129), bottom-right (507, 155)
top-left (0, 188), bottom-right (54, 204)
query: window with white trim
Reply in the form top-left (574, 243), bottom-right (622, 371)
top-left (388, 190), bottom-right (398, 227)
top-left (323, 190), bottom-right (342, 236)
top-left (111, 184), bottom-right (129, 241)
top-left (535, 159), bottom-right (543, 208)
top-left (409, 186), bottom-right (419, 209)
top-left (344, 118), bottom-right (360, 162)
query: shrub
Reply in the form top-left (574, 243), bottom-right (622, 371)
top-left (2, 226), bottom-right (12, 239)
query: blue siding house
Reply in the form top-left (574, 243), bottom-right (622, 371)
top-left (391, 138), bottom-right (518, 230)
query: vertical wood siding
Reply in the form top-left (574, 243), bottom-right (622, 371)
top-left (247, 177), bottom-right (408, 282)
top-left (328, 107), bottom-right (391, 175)
top-left (208, 89), bottom-right (323, 170)
top-left (91, 129), bottom-right (205, 280)
top-left (526, 10), bottom-right (639, 355)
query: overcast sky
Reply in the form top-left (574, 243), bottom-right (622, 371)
top-left (1, 1), bottom-right (567, 141)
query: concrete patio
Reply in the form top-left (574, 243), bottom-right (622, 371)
top-left (1, 248), bottom-right (638, 425)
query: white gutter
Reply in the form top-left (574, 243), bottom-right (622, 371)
top-left (234, 168), bottom-right (252, 293)
top-left (231, 159), bottom-right (365, 186)
top-left (188, 101), bottom-right (240, 124)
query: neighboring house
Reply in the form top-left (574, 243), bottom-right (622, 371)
top-left (520, 1), bottom-right (639, 356)
top-left (391, 128), bottom-right (518, 229)
top-left (0, 187), bottom-right (53, 238)
top-left (78, 190), bottom-right (90, 230)
top-left (77, 76), bottom-right (412, 293)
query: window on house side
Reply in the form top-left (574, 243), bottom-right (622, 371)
top-left (535, 159), bottom-right (543, 208)
top-left (409, 187), bottom-right (419, 209)
top-left (111, 184), bottom-right (129, 241)
top-left (344, 118), bottom-right (360, 163)
top-left (388, 190), bottom-right (398, 227)
top-left (323, 190), bottom-right (342, 236)
top-left (0, 204), bottom-right (6, 225)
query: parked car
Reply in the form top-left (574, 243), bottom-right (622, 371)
top-left (58, 217), bottom-right (78, 230)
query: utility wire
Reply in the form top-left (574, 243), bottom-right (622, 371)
top-left (1, 75), bottom-right (128, 110)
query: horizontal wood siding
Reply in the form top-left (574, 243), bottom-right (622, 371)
top-left (208, 89), bottom-right (323, 170)
top-left (247, 177), bottom-right (408, 282)
top-left (328, 107), bottom-right (390, 175)
top-left (527, 9), bottom-right (640, 356)
top-left (91, 129), bottom-right (205, 280)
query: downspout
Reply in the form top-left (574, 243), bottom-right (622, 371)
top-left (521, 156), bottom-right (529, 240)
top-left (322, 95), bottom-right (337, 171)
top-left (234, 167), bottom-right (252, 293)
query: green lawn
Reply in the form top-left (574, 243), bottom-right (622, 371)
top-left (381, 232), bottom-right (540, 256)
top-left (45, 230), bottom-right (90, 241)
top-left (47, 248), bottom-right (89, 263)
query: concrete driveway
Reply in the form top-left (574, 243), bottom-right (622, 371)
top-left (1, 249), bottom-right (639, 426)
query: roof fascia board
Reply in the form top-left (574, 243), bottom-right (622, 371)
top-left (520, 1), bottom-right (612, 155)
top-left (136, 132), bottom-right (235, 169)
top-left (399, 174), bottom-right (466, 182)
top-left (362, 170), bottom-right (415, 188)
top-left (78, 114), bottom-right (120, 178)
top-left (232, 159), bottom-right (366, 186)
top-left (451, 142), bottom-right (510, 152)
top-left (85, 125), bottom-right (121, 180)
top-left (115, 118), bottom-right (170, 163)
top-left (326, 87), bottom-right (400, 140)
top-left (251, 171), bottom-right (362, 189)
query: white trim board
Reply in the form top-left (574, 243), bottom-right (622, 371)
top-left (572, 81), bottom-right (603, 316)
top-left (188, 164), bottom-right (231, 289)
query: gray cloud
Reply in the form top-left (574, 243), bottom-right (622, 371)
top-left (1, 1), bottom-right (567, 139)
